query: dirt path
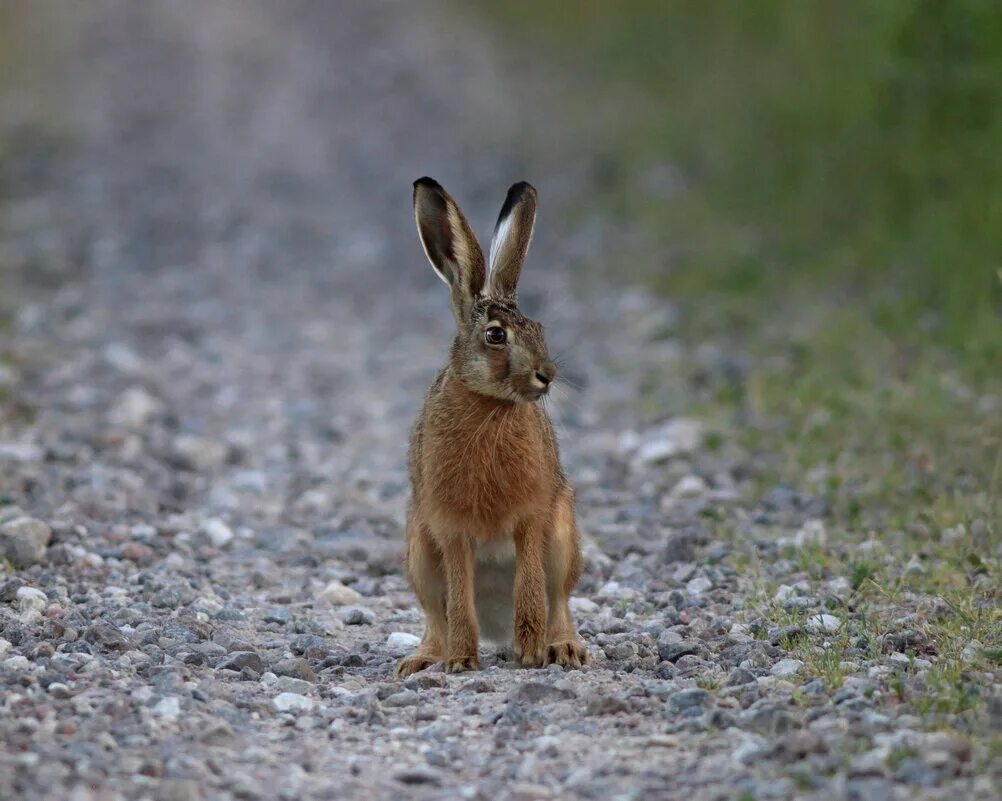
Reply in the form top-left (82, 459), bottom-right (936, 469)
top-left (0, 3), bottom-right (996, 801)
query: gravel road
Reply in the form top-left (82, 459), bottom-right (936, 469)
top-left (0, 2), bottom-right (997, 800)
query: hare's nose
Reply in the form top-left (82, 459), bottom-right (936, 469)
top-left (535, 361), bottom-right (556, 386)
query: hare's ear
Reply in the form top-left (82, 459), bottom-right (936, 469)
top-left (413, 177), bottom-right (486, 321)
top-left (487, 181), bottom-right (537, 298)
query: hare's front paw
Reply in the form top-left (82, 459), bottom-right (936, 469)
top-left (445, 655), bottom-right (481, 673)
top-left (545, 640), bottom-right (588, 669)
top-left (514, 636), bottom-right (547, 668)
top-left (396, 653), bottom-right (440, 678)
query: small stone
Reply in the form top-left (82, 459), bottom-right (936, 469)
top-left (634, 418), bottom-right (703, 464)
top-left (84, 620), bottom-right (128, 651)
top-left (603, 641), bottom-right (638, 661)
top-left (726, 668), bottom-right (757, 686)
top-left (340, 606), bottom-right (375, 625)
top-left (960, 640), bottom-right (984, 665)
top-left (120, 541), bottom-right (156, 565)
top-left (216, 651), bottom-right (264, 673)
top-left (670, 475), bottom-right (708, 499)
top-left (273, 657), bottom-right (315, 681)
top-left (666, 688), bottom-right (711, 714)
top-left (904, 554), bottom-right (926, 575)
top-left (584, 695), bottom-right (631, 716)
top-left (273, 692), bottom-right (315, 713)
top-left (686, 576), bottom-right (712, 595)
top-left (510, 682), bottom-right (576, 704)
top-left (773, 584), bottom-right (796, 602)
top-left (393, 768), bottom-right (441, 786)
top-left (568, 597), bottom-right (599, 614)
top-left (770, 659), bottom-right (805, 677)
top-left (109, 386), bottom-right (162, 427)
top-left (795, 519), bottom-right (826, 547)
top-left (16, 586), bottom-right (48, 619)
top-left (806, 614), bottom-right (841, 633)
top-left (384, 690), bottom-right (420, 708)
top-left (658, 640), bottom-right (701, 663)
top-left (273, 676), bottom-right (312, 695)
top-left (172, 434), bottom-right (228, 472)
top-left (386, 631), bottom-right (422, 656)
top-left (0, 517), bottom-right (52, 567)
top-left (0, 639), bottom-right (11, 659)
top-left (199, 518), bottom-right (234, 548)
top-left (153, 696), bottom-right (181, 720)
top-left (320, 581), bottom-right (362, 605)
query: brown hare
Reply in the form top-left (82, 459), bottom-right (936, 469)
top-left (396, 177), bottom-right (588, 676)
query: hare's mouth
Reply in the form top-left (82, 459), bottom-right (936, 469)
top-left (510, 375), bottom-right (550, 403)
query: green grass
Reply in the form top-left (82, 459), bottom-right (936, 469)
top-left (478, 8), bottom-right (1001, 734)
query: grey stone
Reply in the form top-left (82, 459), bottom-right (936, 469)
top-left (666, 688), bottom-right (711, 714)
top-left (0, 517), bottom-right (51, 567)
top-left (216, 651), bottom-right (264, 673)
top-left (510, 682), bottom-right (577, 704)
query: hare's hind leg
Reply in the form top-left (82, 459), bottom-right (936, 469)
top-left (397, 516), bottom-right (448, 677)
top-left (543, 486), bottom-right (588, 668)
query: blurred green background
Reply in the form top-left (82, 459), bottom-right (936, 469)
top-left (482, 0), bottom-right (1001, 536)
top-left (487, 0), bottom-right (1001, 359)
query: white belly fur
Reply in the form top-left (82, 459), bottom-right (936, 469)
top-left (474, 539), bottom-right (516, 644)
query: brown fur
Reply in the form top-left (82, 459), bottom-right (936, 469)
top-left (397, 179), bottom-right (587, 675)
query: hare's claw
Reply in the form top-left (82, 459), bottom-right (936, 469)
top-left (445, 655), bottom-right (480, 673)
top-left (545, 640), bottom-right (588, 669)
top-left (396, 653), bottom-right (440, 678)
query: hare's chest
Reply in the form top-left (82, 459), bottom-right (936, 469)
top-left (424, 415), bottom-right (547, 531)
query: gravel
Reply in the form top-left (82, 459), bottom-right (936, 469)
top-left (0, 2), bottom-right (997, 801)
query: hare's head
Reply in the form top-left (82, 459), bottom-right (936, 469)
top-left (413, 177), bottom-right (556, 404)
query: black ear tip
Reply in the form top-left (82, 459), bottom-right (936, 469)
top-left (508, 181), bottom-right (536, 199)
top-left (414, 176), bottom-right (443, 191)
top-left (498, 181), bottom-right (537, 221)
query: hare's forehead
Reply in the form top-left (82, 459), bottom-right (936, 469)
top-left (473, 299), bottom-right (543, 335)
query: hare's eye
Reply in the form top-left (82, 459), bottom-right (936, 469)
top-left (485, 326), bottom-right (506, 346)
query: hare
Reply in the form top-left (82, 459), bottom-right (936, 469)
top-left (396, 177), bottom-right (588, 676)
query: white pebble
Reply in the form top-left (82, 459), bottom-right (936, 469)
top-left (773, 584), bottom-right (796, 602)
top-left (273, 692), bottom-right (315, 713)
top-left (200, 518), bottom-right (234, 548)
top-left (568, 596), bottom-right (599, 614)
top-left (770, 658), bottom-right (805, 677)
top-left (386, 632), bottom-right (421, 656)
top-left (806, 613), bottom-right (842, 633)
top-left (153, 696), bottom-right (181, 720)
top-left (686, 576), bottom-right (712, 595)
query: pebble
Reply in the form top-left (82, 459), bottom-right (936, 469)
top-left (217, 651), bottom-right (265, 673)
top-left (108, 386), bottom-right (162, 427)
top-left (386, 632), bottom-right (422, 656)
top-left (383, 690), bottom-right (420, 708)
top-left (806, 614), bottom-right (842, 633)
top-left (16, 586), bottom-right (49, 619)
top-left (273, 692), bottom-right (315, 713)
top-left (633, 418), bottom-right (703, 464)
top-left (0, 517), bottom-right (52, 567)
top-left (770, 659), bottom-right (805, 678)
top-left (686, 576), bottom-right (712, 595)
top-left (153, 697), bottom-right (181, 720)
top-left (200, 518), bottom-right (234, 548)
top-left (340, 606), bottom-right (375, 625)
top-left (320, 581), bottom-right (363, 605)
top-left (666, 688), bottom-right (711, 714)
